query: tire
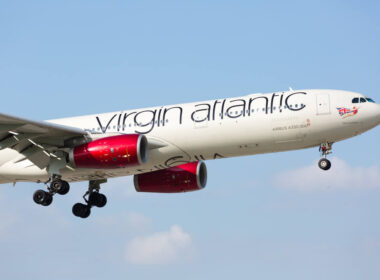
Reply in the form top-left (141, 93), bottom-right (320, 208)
top-left (50, 179), bottom-right (63, 193)
top-left (57, 181), bottom-right (70, 195)
top-left (33, 190), bottom-right (47, 204)
top-left (96, 194), bottom-right (107, 208)
top-left (72, 203), bottom-right (91, 218)
top-left (72, 203), bottom-right (82, 217)
top-left (88, 192), bottom-right (107, 208)
top-left (81, 206), bottom-right (91, 218)
top-left (88, 192), bottom-right (98, 206)
top-left (41, 193), bottom-right (53, 206)
top-left (318, 158), bottom-right (331, 171)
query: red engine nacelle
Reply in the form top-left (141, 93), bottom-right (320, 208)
top-left (134, 161), bottom-right (207, 193)
top-left (69, 134), bottom-right (148, 169)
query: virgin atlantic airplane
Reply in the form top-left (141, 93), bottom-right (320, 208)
top-left (0, 89), bottom-right (379, 218)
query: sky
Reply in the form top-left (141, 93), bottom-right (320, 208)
top-left (0, 0), bottom-right (380, 279)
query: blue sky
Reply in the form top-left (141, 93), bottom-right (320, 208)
top-left (0, 1), bottom-right (379, 279)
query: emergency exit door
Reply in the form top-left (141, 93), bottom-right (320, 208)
top-left (316, 94), bottom-right (331, 115)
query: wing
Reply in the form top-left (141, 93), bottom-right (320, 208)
top-left (0, 113), bottom-right (88, 169)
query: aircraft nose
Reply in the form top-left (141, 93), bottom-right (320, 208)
top-left (377, 105), bottom-right (380, 125)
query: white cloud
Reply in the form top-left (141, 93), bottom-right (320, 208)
top-left (125, 225), bottom-right (193, 265)
top-left (274, 157), bottom-right (380, 191)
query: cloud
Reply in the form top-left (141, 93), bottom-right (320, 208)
top-left (273, 157), bottom-right (380, 191)
top-left (125, 225), bottom-right (193, 265)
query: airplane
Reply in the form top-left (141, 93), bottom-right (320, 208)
top-left (0, 89), bottom-right (378, 218)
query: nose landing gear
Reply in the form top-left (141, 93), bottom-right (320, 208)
top-left (33, 175), bottom-right (70, 206)
top-left (318, 158), bottom-right (331, 170)
top-left (72, 179), bottom-right (107, 219)
top-left (318, 142), bottom-right (333, 171)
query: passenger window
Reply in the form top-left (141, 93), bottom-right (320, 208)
top-left (352, 98), bottom-right (359, 103)
top-left (360, 98), bottom-right (367, 103)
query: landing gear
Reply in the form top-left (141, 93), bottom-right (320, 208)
top-left (72, 203), bottom-right (91, 219)
top-left (318, 142), bottom-right (332, 171)
top-left (72, 179), bottom-right (107, 219)
top-left (33, 175), bottom-right (70, 206)
top-left (88, 192), bottom-right (107, 208)
top-left (33, 190), bottom-right (53, 206)
top-left (51, 178), bottom-right (70, 195)
top-left (318, 158), bottom-right (331, 171)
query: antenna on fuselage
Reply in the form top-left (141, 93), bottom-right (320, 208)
top-left (289, 87), bottom-right (294, 92)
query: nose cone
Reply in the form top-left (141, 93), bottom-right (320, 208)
top-left (377, 105), bottom-right (380, 125)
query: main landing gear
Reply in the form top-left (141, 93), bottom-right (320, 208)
top-left (72, 179), bottom-right (107, 219)
top-left (318, 142), bottom-right (333, 171)
top-left (33, 176), bottom-right (70, 206)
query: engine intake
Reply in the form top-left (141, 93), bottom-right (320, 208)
top-left (69, 134), bottom-right (148, 169)
top-left (134, 161), bottom-right (207, 193)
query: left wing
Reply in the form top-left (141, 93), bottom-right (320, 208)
top-left (0, 113), bottom-right (88, 169)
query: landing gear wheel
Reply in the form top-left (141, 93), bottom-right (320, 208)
top-left (57, 181), bottom-right (70, 195)
top-left (32, 175), bottom-right (70, 208)
top-left (33, 190), bottom-right (53, 206)
top-left (88, 192), bottom-right (107, 208)
top-left (41, 193), bottom-right (53, 206)
top-left (318, 158), bottom-right (331, 171)
top-left (50, 179), bottom-right (62, 192)
top-left (96, 193), bottom-right (107, 208)
top-left (72, 203), bottom-right (91, 218)
top-left (72, 179), bottom-right (107, 218)
top-left (50, 179), bottom-right (70, 195)
top-left (33, 190), bottom-right (47, 204)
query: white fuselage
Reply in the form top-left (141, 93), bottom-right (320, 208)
top-left (0, 89), bottom-right (379, 184)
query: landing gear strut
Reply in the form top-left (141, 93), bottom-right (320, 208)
top-left (72, 179), bottom-right (107, 219)
top-left (318, 142), bottom-right (332, 171)
top-left (33, 175), bottom-right (70, 206)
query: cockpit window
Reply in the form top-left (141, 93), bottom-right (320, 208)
top-left (352, 98), bottom-right (359, 103)
top-left (360, 98), bottom-right (367, 103)
top-left (366, 97), bottom-right (375, 103)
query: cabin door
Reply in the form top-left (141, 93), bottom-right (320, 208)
top-left (316, 94), bottom-right (331, 115)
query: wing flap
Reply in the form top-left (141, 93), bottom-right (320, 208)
top-left (20, 146), bottom-right (51, 169)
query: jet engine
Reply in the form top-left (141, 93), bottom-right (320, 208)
top-left (134, 161), bottom-right (207, 193)
top-left (69, 134), bottom-right (148, 169)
